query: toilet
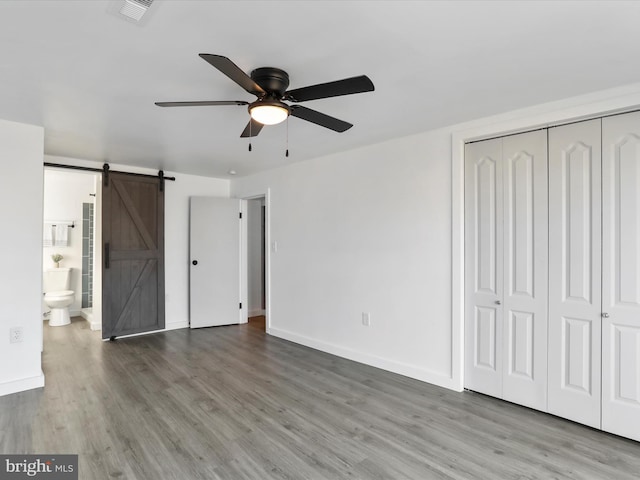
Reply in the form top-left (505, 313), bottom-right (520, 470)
top-left (43, 268), bottom-right (74, 327)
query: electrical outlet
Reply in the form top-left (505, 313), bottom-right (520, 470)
top-left (362, 313), bottom-right (371, 327)
top-left (9, 327), bottom-right (23, 344)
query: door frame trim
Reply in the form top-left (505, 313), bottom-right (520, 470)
top-left (452, 85), bottom-right (640, 392)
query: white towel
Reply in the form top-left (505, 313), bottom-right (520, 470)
top-left (54, 224), bottom-right (69, 247)
top-left (43, 224), bottom-right (54, 247)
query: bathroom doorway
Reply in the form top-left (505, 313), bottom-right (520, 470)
top-left (43, 167), bottom-right (102, 331)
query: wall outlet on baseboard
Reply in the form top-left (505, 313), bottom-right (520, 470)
top-left (10, 327), bottom-right (23, 343)
top-left (362, 312), bottom-right (371, 327)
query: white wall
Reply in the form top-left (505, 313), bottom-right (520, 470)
top-left (232, 129), bottom-right (454, 388)
top-left (43, 169), bottom-right (96, 315)
top-left (44, 156), bottom-right (231, 332)
top-left (0, 119), bottom-right (44, 396)
top-left (247, 199), bottom-right (264, 317)
top-left (232, 82), bottom-right (640, 392)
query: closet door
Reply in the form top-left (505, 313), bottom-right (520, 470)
top-left (465, 131), bottom-right (548, 410)
top-left (548, 119), bottom-right (602, 428)
top-left (465, 138), bottom-right (504, 398)
top-left (602, 111), bottom-right (640, 442)
top-left (501, 131), bottom-right (548, 411)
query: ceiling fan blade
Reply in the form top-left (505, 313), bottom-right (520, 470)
top-left (155, 101), bottom-right (248, 107)
top-left (284, 75), bottom-right (374, 103)
top-left (199, 54), bottom-right (265, 97)
top-left (289, 105), bottom-right (353, 132)
top-left (240, 118), bottom-right (264, 138)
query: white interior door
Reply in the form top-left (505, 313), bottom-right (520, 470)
top-left (601, 111), bottom-right (640, 441)
top-left (548, 119), bottom-right (602, 428)
top-left (190, 197), bottom-right (241, 329)
top-left (465, 138), bottom-right (504, 398)
top-left (501, 131), bottom-right (548, 411)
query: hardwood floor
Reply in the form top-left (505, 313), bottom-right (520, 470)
top-left (2, 318), bottom-right (640, 479)
top-left (248, 315), bottom-right (265, 331)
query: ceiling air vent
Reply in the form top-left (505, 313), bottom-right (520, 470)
top-left (119, 0), bottom-right (153, 22)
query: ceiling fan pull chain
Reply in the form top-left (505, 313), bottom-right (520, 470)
top-left (249, 120), bottom-right (252, 152)
top-left (285, 117), bottom-right (289, 157)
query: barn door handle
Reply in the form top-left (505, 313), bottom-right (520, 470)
top-left (105, 243), bottom-right (110, 269)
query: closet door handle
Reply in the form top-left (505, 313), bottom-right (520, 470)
top-left (495, 300), bottom-right (501, 305)
top-left (602, 312), bottom-right (610, 318)
top-left (105, 243), bottom-right (110, 269)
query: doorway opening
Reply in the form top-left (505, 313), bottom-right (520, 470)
top-left (245, 196), bottom-right (267, 332)
top-left (42, 168), bottom-right (102, 333)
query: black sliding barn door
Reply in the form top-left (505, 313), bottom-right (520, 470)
top-left (102, 172), bottom-right (165, 339)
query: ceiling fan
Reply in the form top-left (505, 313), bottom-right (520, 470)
top-left (155, 54), bottom-right (375, 138)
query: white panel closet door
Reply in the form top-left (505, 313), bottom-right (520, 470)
top-left (548, 119), bottom-right (602, 428)
top-left (465, 132), bottom-right (548, 410)
top-left (501, 131), bottom-right (548, 411)
top-left (465, 138), bottom-right (504, 398)
top-left (602, 111), bottom-right (640, 442)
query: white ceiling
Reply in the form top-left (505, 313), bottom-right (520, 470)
top-left (1, 0), bottom-right (640, 178)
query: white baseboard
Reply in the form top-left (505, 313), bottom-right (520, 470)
top-left (268, 327), bottom-right (461, 392)
top-left (249, 309), bottom-right (266, 318)
top-left (0, 371), bottom-right (45, 397)
top-left (80, 310), bottom-right (101, 331)
top-left (165, 321), bottom-right (188, 331)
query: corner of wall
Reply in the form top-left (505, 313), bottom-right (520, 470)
top-left (0, 371), bottom-right (45, 397)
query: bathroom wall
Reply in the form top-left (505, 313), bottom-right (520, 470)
top-left (43, 169), bottom-right (96, 316)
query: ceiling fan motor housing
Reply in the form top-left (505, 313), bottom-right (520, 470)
top-left (251, 67), bottom-right (290, 97)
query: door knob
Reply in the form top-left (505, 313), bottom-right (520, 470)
top-left (602, 312), bottom-right (609, 318)
top-left (495, 300), bottom-right (501, 305)
top-left (192, 260), bottom-right (198, 266)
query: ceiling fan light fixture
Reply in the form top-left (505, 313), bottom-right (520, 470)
top-left (249, 101), bottom-right (289, 125)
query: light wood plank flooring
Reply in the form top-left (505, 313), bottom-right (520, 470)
top-left (2, 318), bottom-right (640, 479)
